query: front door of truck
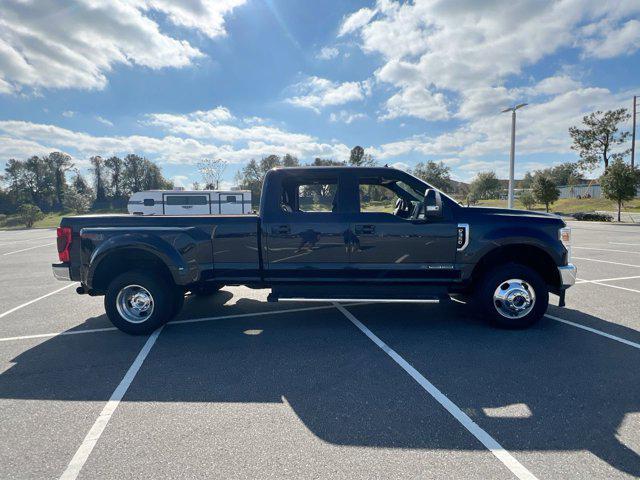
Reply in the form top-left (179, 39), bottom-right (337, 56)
top-left (263, 172), bottom-right (350, 280)
top-left (348, 173), bottom-right (458, 282)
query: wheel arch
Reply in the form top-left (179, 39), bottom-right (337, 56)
top-left (90, 247), bottom-right (176, 294)
top-left (470, 244), bottom-right (560, 292)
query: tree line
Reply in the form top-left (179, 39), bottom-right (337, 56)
top-left (0, 152), bottom-right (173, 222)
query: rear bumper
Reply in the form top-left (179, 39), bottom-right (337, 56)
top-left (52, 263), bottom-right (71, 281)
top-left (558, 263), bottom-right (577, 288)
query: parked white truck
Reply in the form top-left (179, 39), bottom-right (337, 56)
top-left (128, 189), bottom-right (252, 215)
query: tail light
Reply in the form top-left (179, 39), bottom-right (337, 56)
top-left (559, 227), bottom-right (571, 262)
top-left (57, 227), bottom-right (72, 262)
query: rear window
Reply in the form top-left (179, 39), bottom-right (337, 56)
top-left (165, 195), bottom-right (208, 205)
top-left (143, 198), bottom-right (155, 206)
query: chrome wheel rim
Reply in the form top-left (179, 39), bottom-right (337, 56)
top-left (493, 278), bottom-right (536, 319)
top-left (116, 284), bottom-right (154, 324)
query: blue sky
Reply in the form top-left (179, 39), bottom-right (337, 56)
top-left (0, 0), bottom-right (639, 188)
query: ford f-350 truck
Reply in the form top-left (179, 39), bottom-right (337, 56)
top-left (52, 166), bottom-right (576, 334)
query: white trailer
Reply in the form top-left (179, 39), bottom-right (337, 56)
top-left (127, 190), bottom-right (253, 215)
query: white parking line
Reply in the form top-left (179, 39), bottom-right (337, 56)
top-left (334, 303), bottom-right (538, 480)
top-left (0, 283), bottom-right (76, 319)
top-left (2, 242), bottom-right (55, 256)
top-left (545, 314), bottom-right (640, 350)
top-left (0, 236), bottom-right (55, 245)
top-left (0, 302), bottom-right (363, 342)
top-left (577, 275), bottom-right (640, 283)
top-left (609, 242), bottom-right (640, 246)
top-left (59, 326), bottom-right (164, 480)
top-left (587, 282), bottom-right (640, 294)
top-left (573, 246), bottom-right (640, 255)
top-left (572, 256), bottom-right (640, 268)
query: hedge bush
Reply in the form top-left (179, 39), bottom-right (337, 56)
top-left (572, 212), bottom-right (613, 222)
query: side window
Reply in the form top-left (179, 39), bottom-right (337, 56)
top-left (225, 195), bottom-right (236, 203)
top-left (358, 179), bottom-right (400, 214)
top-left (166, 195), bottom-right (208, 205)
top-left (143, 198), bottom-right (155, 206)
top-left (166, 196), bottom-right (189, 205)
top-left (358, 177), bottom-right (422, 218)
top-left (281, 177), bottom-right (339, 213)
top-left (189, 195), bottom-right (208, 205)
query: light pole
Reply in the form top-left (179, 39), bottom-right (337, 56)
top-left (632, 95), bottom-right (637, 168)
top-left (501, 103), bottom-right (527, 209)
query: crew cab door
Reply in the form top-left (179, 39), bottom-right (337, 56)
top-left (348, 172), bottom-right (458, 282)
top-left (262, 171), bottom-right (351, 280)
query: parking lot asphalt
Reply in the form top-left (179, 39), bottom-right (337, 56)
top-left (0, 221), bottom-right (639, 479)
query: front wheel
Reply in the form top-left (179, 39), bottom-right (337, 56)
top-left (105, 270), bottom-right (177, 335)
top-left (476, 263), bottom-right (549, 329)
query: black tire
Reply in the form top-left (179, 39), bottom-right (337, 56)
top-left (476, 263), bottom-right (548, 329)
top-left (104, 270), bottom-right (176, 335)
top-left (190, 283), bottom-right (223, 297)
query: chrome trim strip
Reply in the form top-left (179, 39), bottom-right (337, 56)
top-left (558, 263), bottom-right (577, 287)
top-left (276, 298), bottom-right (440, 304)
top-left (52, 264), bottom-right (71, 281)
top-left (457, 223), bottom-right (470, 251)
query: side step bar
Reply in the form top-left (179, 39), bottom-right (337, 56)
top-left (275, 297), bottom-right (439, 304)
top-left (267, 292), bottom-right (441, 304)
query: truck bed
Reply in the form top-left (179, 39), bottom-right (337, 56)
top-left (60, 213), bottom-right (262, 285)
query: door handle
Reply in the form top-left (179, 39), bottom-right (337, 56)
top-left (272, 225), bottom-right (291, 235)
top-left (355, 224), bottom-right (375, 234)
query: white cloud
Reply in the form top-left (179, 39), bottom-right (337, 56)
top-left (62, 111), bottom-right (75, 118)
top-left (343, 0), bottom-right (640, 122)
top-left (581, 19), bottom-right (640, 58)
top-left (172, 174), bottom-right (190, 188)
top-left (0, 106), bottom-right (352, 167)
top-left (0, 0), bottom-right (245, 94)
top-left (95, 116), bottom-right (114, 127)
top-left (338, 7), bottom-right (377, 37)
top-left (329, 110), bottom-right (367, 124)
top-left (381, 86), bottom-right (449, 121)
top-left (143, 0), bottom-right (245, 38)
top-left (285, 76), bottom-right (371, 112)
top-left (317, 47), bottom-right (339, 60)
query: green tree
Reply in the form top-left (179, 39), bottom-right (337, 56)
top-left (123, 154), bottom-right (145, 193)
top-left (48, 152), bottom-right (73, 208)
top-left (519, 191), bottom-right (536, 210)
top-left (17, 204), bottom-right (44, 228)
top-left (599, 159), bottom-right (640, 222)
top-left (469, 171), bottom-right (502, 200)
top-left (72, 172), bottom-right (93, 197)
top-left (90, 156), bottom-right (108, 202)
top-left (349, 146), bottom-right (375, 166)
top-left (532, 175), bottom-right (559, 212)
top-left (105, 156), bottom-right (124, 198)
top-left (569, 109), bottom-right (631, 171)
top-left (413, 161), bottom-right (452, 192)
top-left (282, 154), bottom-right (299, 167)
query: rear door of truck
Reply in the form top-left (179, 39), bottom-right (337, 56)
top-left (261, 169), bottom-right (351, 280)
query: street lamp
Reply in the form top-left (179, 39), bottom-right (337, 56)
top-left (501, 103), bottom-right (527, 209)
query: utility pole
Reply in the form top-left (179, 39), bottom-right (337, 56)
top-left (501, 103), bottom-right (527, 209)
top-left (632, 95), bottom-right (637, 168)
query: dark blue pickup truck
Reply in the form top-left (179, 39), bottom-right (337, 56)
top-left (53, 166), bottom-right (576, 334)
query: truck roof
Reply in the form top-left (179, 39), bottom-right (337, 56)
top-left (271, 166), bottom-right (401, 175)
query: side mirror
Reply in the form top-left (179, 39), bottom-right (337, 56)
top-left (423, 189), bottom-right (443, 219)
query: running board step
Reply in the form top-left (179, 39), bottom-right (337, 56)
top-left (272, 296), bottom-right (439, 304)
top-left (268, 284), bottom-right (446, 304)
